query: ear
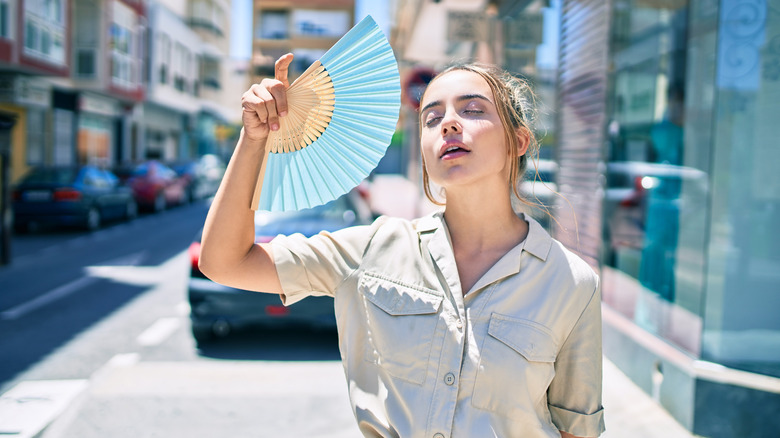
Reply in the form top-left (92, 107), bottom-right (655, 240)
top-left (515, 127), bottom-right (530, 157)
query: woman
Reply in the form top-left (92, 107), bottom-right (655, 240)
top-left (200, 53), bottom-right (605, 438)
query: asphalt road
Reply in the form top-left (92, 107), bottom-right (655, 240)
top-left (0, 200), bottom-right (360, 438)
top-left (0, 201), bottom-right (210, 392)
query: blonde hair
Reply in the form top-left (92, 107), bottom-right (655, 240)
top-left (419, 63), bottom-right (540, 206)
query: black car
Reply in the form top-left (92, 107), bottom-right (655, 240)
top-left (12, 165), bottom-right (137, 232)
top-left (187, 189), bottom-right (374, 343)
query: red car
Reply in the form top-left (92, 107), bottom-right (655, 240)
top-left (127, 160), bottom-right (190, 212)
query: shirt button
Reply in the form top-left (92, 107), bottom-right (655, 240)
top-left (444, 373), bottom-right (455, 386)
top-left (433, 434), bottom-right (445, 438)
top-left (456, 319), bottom-right (463, 329)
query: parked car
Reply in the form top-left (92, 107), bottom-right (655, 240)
top-left (168, 154), bottom-right (225, 201)
top-left (187, 189), bottom-right (374, 343)
top-left (126, 160), bottom-right (190, 212)
top-left (12, 165), bottom-right (137, 232)
top-left (602, 161), bottom-right (708, 266)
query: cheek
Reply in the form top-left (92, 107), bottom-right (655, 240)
top-left (420, 131), bottom-right (438, 161)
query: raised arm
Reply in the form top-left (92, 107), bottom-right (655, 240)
top-left (198, 54), bottom-right (293, 294)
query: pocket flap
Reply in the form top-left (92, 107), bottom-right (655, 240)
top-left (359, 272), bottom-right (442, 316)
top-left (487, 314), bottom-right (558, 362)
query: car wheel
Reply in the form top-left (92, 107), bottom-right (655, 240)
top-left (126, 200), bottom-right (138, 220)
top-left (154, 193), bottom-right (166, 212)
top-left (85, 207), bottom-right (101, 231)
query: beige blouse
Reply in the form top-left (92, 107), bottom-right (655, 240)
top-left (271, 211), bottom-right (605, 438)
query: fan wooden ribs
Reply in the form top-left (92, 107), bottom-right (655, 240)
top-left (266, 61), bottom-right (335, 154)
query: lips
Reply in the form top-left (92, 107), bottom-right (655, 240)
top-left (439, 142), bottom-right (471, 159)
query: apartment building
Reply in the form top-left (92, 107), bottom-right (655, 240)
top-left (251, 0), bottom-right (355, 83)
top-left (145, 0), bottom-right (236, 161)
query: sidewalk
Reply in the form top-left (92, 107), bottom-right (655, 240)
top-left (1, 355), bottom-right (698, 438)
top-left (601, 358), bottom-right (696, 438)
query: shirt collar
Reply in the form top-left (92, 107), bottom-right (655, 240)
top-left (416, 211), bottom-right (553, 262)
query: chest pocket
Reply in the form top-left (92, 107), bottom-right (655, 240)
top-left (359, 272), bottom-right (443, 385)
top-left (473, 313), bottom-right (558, 419)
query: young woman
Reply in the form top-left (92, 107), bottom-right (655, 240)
top-left (200, 53), bottom-right (605, 438)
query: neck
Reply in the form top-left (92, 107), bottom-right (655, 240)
top-left (443, 187), bottom-right (527, 253)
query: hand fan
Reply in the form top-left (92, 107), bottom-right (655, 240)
top-left (251, 15), bottom-right (401, 211)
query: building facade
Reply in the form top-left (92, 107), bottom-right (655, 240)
top-left (250, 0), bottom-right (355, 83)
top-left (145, 0), bottom-right (236, 162)
top-left (556, 0), bottom-right (780, 436)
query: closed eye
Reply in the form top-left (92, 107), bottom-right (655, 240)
top-left (424, 116), bottom-right (442, 127)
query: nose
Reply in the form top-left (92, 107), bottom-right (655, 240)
top-left (441, 117), bottom-right (460, 136)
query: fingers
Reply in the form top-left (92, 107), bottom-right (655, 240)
top-left (275, 53), bottom-right (293, 89)
top-left (243, 79), bottom-right (286, 131)
top-left (240, 53), bottom-right (293, 139)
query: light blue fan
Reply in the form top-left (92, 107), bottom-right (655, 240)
top-left (251, 15), bottom-right (401, 211)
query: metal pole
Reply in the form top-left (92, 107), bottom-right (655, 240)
top-left (0, 114), bottom-right (17, 266)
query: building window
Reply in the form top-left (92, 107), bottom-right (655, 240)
top-left (76, 48), bottom-right (96, 77)
top-left (190, 0), bottom-right (224, 36)
top-left (258, 10), bottom-right (289, 39)
top-left (26, 108), bottom-right (45, 165)
top-left (23, 0), bottom-right (66, 64)
top-left (0, 0), bottom-right (10, 39)
top-left (159, 64), bottom-right (168, 84)
top-left (110, 22), bottom-right (135, 87)
top-left (292, 9), bottom-right (349, 38)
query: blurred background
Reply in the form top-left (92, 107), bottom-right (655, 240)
top-left (0, 0), bottom-right (778, 437)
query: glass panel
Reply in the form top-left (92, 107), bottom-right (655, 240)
top-left (259, 10), bottom-right (288, 39)
top-left (603, 0), bottom-right (706, 356)
top-left (702, 0), bottom-right (780, 377)
top-left (292, 9), bottom-right (349, 38)
top-left (0, 3), bottom-right (9, 39)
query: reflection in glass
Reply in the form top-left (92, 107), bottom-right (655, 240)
top-left (602, 0), bottom-right (705, 356)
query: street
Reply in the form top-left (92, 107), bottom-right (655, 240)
top-left (0, 200), bottom-right (361, 437)
top-left (0, 199), bottom-right (696, 438)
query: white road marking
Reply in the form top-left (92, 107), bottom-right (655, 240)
top-left (105, 353), bottom-right (140, 368)
top-left (0, 276), bottom-right (99, 320)
top-left (0, 252), bottom-right (147, 321)
top-left (137, 317), bottom-right (181, 347)
top-left (0, 379), bottom-right (88, 438)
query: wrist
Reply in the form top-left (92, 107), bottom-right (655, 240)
top-left (238, 128), bottom-right (268, 152)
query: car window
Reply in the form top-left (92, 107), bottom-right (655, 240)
top-left (159, 165), bottom-right (177, 179)
top-left (82, 167), bottom-right (106, 187)
top-left (101, 170), bottom-right (119, 187)
top-left (133, 163), bottom-right (150, 176)
top-left (22, 168), bottom-right (78, 185)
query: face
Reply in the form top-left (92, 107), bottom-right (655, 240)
top-left (419, 70), bottom-right (510, 195)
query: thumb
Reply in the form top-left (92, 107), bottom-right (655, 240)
top-left (275, 53), bottom-right (294, 88)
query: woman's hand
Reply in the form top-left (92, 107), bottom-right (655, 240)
top-left (241, 53), bottom-right (293, 142)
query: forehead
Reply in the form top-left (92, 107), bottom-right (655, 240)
top-left (421, 70), bottom-right (494, 106)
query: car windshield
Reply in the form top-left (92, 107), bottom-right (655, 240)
top-left (22, 168), bottom-right (79, 185)
top-left (132, 163), bottom-right (150, 176)
top-left (254, 196), bottom-right (353, 227)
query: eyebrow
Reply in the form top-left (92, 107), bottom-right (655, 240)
top-left (419, 93), bottom-right (493, 115)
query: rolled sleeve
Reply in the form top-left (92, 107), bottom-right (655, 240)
top-left (271, 242), bottom-right (314, 305)
top-left (547, 278), bottom-right (605, 437)
top-left (549, 404), bottom-right (605, 438)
